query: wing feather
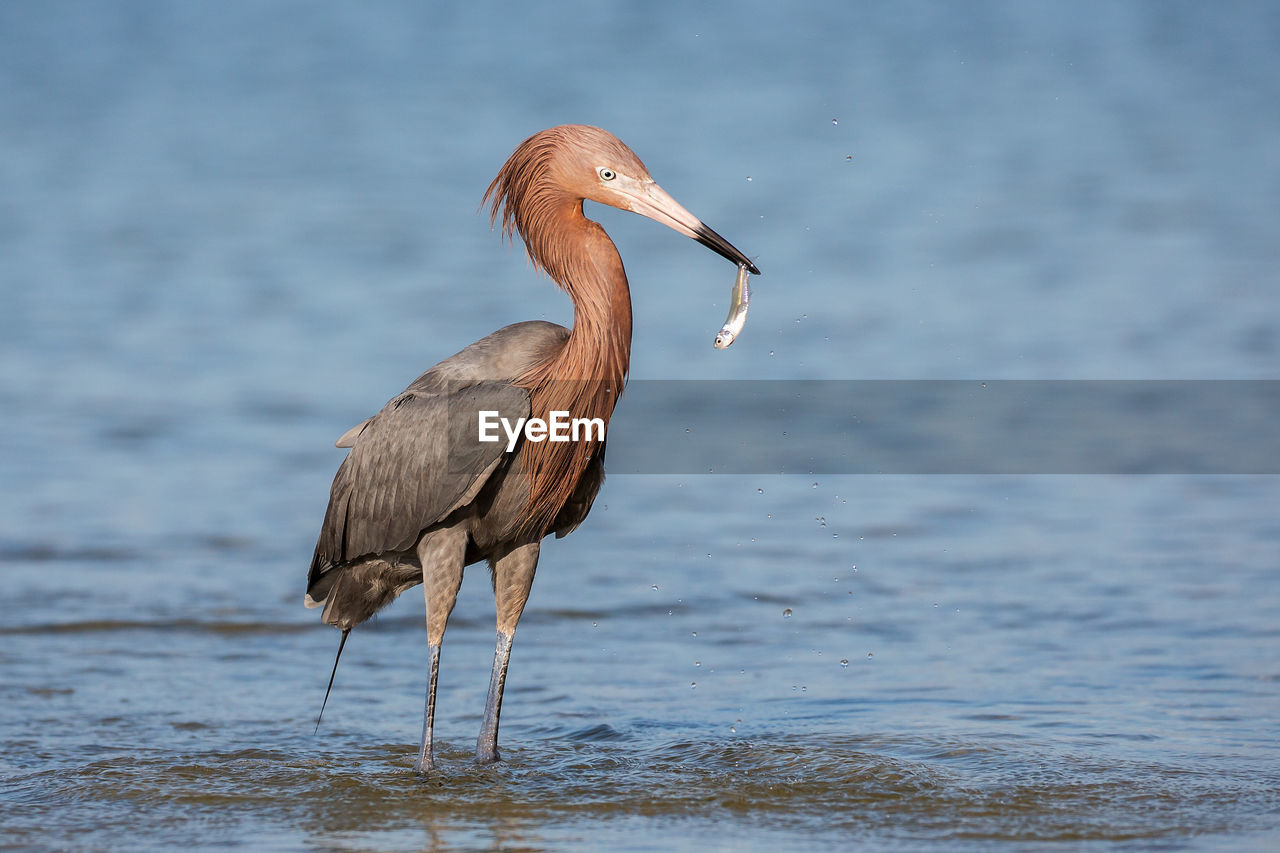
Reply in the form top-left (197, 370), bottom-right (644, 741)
top-left (308, 380), bottom-right (529, 586)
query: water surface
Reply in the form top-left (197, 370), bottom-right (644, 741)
top-left (2, 2), bottom-right (1279, 850)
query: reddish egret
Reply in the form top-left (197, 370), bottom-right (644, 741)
top-left (305, 125), bottom-right (759, 773)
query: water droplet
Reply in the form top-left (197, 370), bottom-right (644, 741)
top-left (690, 682), bottom-right (697, 688)
top-left (730, 725), bottom-right (736, 733)
top-left (691, 631), bottom-right (697, 637)
top-left (651, 584), bottom-right (659, 591)
top-left (845, 154), bottom-right (852, 161)
top-left (811, 482), bottom-right (819, 489)
top-left (768, 350), bottom-right (775, 357)
top-left (757, 488), bottom-right (764, 494)
top-left (746, 176), bottom-right (753, 182)
top-left (782, 608), bottom-right (793, 618)
top-left (867, 652), bottom-right (874, 658)
top-left (695, 660), bottom-right (701, 667)
top-left (831, 118), bottom-right (838, 125)
top-left (816, 516), bottom-right (826, 527)
top-left (840, 659), bottom-right (849, 667)
top-left (832, 533), bottom-right (839, 539)
top-left (592, 621), bottom-right (598, 627)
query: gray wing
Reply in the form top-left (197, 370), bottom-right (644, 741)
top-left (334, 419), bottom-right (370, 448)
top-left (308, 380), bottom-right (530, 585)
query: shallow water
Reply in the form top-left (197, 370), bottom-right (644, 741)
top-left (4, 477), bottom-right (1279, 850)
top-left (3, 1), bottom-right (1280, 851)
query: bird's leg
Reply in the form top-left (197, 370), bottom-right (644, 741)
top-left (414, 526), bottom-right (467, 775)
top-left (418, 641), bottom-right (442, 771)
top-left (476, 542), bottom-right (539, 764)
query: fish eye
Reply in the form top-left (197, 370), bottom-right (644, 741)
top-left (597, 167), bottom-right (617, 181)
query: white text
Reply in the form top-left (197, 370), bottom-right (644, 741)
top-left (478, 410), bottom-right (606, 452)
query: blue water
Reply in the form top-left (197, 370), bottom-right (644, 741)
top-left (2, 2), bottom-right (1279, 850)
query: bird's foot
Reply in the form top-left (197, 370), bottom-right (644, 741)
top-left (475, 746), bottom-right (501, 765)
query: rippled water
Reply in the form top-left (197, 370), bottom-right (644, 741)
top-left (5, 477), bottom-right (1279, 850)
top-left (3, 1), bottom-right (1280, 850)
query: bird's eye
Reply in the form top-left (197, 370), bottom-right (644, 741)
top-left (597, 167), bottom-right (617, 181)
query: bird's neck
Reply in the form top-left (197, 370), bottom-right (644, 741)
top-left (561, 215), bottom-right (633, 389)
top-left (525, 200), bottom-right (632, 389)
top-left (515, 201), bottom-right (632, 535)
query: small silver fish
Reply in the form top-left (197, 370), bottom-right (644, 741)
top-left (714, 263), bottom-right (751, 349)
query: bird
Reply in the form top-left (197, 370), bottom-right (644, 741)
top-left (305, 124), bottom-right (759, 774)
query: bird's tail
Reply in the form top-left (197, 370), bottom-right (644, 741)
top-left (305, 557), bottom-right (422, 630)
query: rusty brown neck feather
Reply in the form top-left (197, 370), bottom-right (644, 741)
top-left (515, 199), bottom-right (632, 535)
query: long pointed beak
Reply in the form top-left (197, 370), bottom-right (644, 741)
top-left (624, 181), bottom-right (761, 275)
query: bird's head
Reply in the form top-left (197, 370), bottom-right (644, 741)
top-left (486, 125), bottom-right (760, 275)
